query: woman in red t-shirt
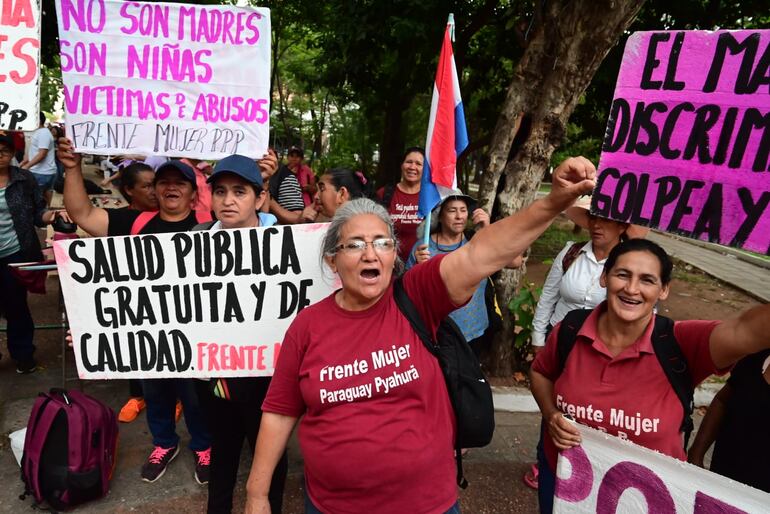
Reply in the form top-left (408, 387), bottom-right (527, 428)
top-left (376, 147), bottom-right (425, 262)
top-left (244, 157), bottom-right (598, 514)
top-left (530, 238), bottom-right (770, 514)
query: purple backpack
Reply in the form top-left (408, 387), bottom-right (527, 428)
top-left (20, 389), bottom-right (118, 510)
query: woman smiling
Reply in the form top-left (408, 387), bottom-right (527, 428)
top-left (530, 238), bottom-right (770, 513)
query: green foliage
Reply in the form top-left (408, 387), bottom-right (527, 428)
top-left (530, 225), bottom-right (582, 261)
top-left (39, 57), bottom-right (62, 115)
top-left (554, 0), bottom-right (770, 168)
top-left (550, 121), bottom-right (601, 169)
top-left (508, 282), bottom-right (541, 356)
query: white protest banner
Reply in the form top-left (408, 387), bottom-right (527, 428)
top-left (54, 0), bottom-right (270, 159)
top-left (554, 424), bottom-right (770, 513)
top-left (54, 224), bottom-right (335, 379)
top-left (0, 0), bottom-right (41, 131)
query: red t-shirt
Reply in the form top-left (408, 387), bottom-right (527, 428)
top-left (263, 255), bottom-right (459, 514)
top-left (532, 303), bottom-right (723, 470)
top-left (182, 158), bottom-right (212, 214)
top-left (378, 185), bottom-right (421, 262)
top-left (295, 164), bottom-right (314, 207)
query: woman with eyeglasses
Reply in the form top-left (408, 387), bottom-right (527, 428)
top-left (244, 158), bottom-right (597, 514)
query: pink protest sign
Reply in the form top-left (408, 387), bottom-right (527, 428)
top-left (593, 30), bottom-right (770, 254)
top-left (0, 0), bottom-right (41, 131)
top-left (54, 0), bottom-right (271, 160)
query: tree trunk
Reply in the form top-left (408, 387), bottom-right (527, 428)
top-left (375, 99), bottom-right (408, 187)
top-left (480, 0), bottom-right (646, 376)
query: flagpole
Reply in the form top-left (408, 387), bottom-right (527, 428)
top-left (422, 211), bottom-right (432, 246)
top-left (422, 13), bottom-right (453, 248)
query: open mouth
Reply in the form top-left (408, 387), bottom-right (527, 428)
top-left (618, 295), bottom-right (642, 306)
top-left (360, 269), bottom-right (380, 281)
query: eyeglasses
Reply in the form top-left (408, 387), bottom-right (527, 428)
top-left (335, 238), bottom-right (396, 254)
top-left (0, 149), bottom-right (13, 157)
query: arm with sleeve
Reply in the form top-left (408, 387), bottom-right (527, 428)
top-left (531, 242), bottom-right (571, 347)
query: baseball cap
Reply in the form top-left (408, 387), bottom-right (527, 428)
top-left (0, 132), bottom-right (15, 151)
top-left (155, 160), bottom-right (197, 189)
top-left (208, 154), bottom-right (263, 187)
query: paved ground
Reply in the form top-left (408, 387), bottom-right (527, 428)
top-left (0, 305), bottom-right (543, 513)
top-left (648, 232), bottom-right (770, 302)
top-left (0, 274), bottom-right (715, 514)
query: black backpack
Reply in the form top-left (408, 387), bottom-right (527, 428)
top-left (556, 309), bottom-right (695, 447)
top-left (393, 279), bottom-right (495, 488)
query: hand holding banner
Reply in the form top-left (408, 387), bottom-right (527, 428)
top-left (554, 423), bottom-right (770, 513)
top-left (54, 224), bottom-right (335, 379)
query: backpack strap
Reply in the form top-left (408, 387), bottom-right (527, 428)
top-left (392, 278), bottom-right (437, 356)
top-left (556, 309), bottom-right (593, 374)
top-left (650, 315), bottom-right (694, 448)
top-left (130, 211), bottom-right (158, 235)
top-left (561, 241), bottom-right (588, 274)
top-left (392, 279), bottom-right (469, 488)
top-left (554, 309), bottom-right (694, 449)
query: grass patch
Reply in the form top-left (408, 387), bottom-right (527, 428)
top-left (671, 258), bottom-right (715, 285)
top-left (531, 224), bottom-right (584, 261)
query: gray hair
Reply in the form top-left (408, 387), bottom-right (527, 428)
top-left (321, 198), bottom-right (405, 275)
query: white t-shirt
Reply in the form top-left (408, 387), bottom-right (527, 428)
top-left (28, 127), bottom-right (57, 175)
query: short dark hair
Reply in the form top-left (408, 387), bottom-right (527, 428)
top-left (603, 239), bottom-right (673, 285)
top-left (325, 168), bottom-right (369, 199)
top-left (288, 146), bottom-right (304, 158)
top-left (119, 162), bottom-right (154, 202)
top-left (401, 146), bottom-right (425, 162)
top-left (39, 112), bottom-right (46, 125)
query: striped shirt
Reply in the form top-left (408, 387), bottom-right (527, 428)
top-left (276, 173), bottom-right (305, 212)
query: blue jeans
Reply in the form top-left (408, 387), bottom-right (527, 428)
top-left (0, 252), bottom-right (35, 362)
top-left (141, 378), bottom-right (211, 451)
top-left (31, 172), bottom-right (55, 193)
top-left (537, 421), bottom-right (556, 514)
top-left (304, 493), bottom-right (461, 514)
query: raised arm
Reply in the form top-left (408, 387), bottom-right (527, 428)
top-left (708, 304), bottom-right (770, 370)
top-left (245, 412), bottom-right (298, 514)
top-left (440, 157), bottom-right (596, 304)
top-left (58, 138), bottom-right (110, 237)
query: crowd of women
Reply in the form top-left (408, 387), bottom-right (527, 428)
top-left (1, 124), bottom-right (769, 514)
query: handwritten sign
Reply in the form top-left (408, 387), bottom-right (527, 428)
top-left (54, 224), bottom-right (336, 379)
top-left (54, 0), bottom-right (270, 159)
top-left (554, 424), bottom-right (770, 513)
top-left (0, 0), bottom-right (41, 131)
top-left (594, 30), bottom-right (770, 254)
